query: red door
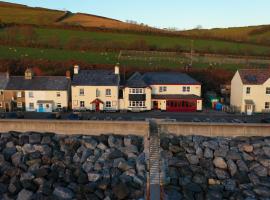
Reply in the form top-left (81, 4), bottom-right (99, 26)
top-left (166, 100), bottom-right (197, 112)
top-left (95, 102), bottom-right (100, 112)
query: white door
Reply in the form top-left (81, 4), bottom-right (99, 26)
top-left (246, 105), bottom-right (253, 115)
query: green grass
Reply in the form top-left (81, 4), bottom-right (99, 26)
top-left (1, 27), bottom-right (270, 57)
top-left (1, 45), bottom-right (269, 71)
top-left (0, 46), bottom-right (118, 64)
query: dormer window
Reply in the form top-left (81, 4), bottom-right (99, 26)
top-left (246, 87), bottom-right (251, 94)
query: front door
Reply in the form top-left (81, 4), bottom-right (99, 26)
top-left (95, 102), bottom-right (100, 112)
top-left (153, 101), bottom-right (159, 110)
top-left (38, 104), bottom-right (44, 112)
top-left (246, 104), bottom-right (253, 115)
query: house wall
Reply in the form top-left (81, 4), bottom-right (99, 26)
top-left (240, 80), bottom-right (270, 113)
top-left (71, 85), bottom-right (119, 111)
top-left (121, 87), bottom-right (152, 111)
top-left (2, 90), bottom-right (25, 111)
top-left (25, 90), bottom-right (68, 112)
top-left (150, 84), bottom-right (201, 96)
top-left (230, 71), bottom-right (244, 112)
top-left (230, 71), bottom-right (270, 113)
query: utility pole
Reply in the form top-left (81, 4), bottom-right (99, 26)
top-left (190, 40), bottom-right (194, 68)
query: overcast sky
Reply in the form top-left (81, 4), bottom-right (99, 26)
top-left (4, 0), bottom-right (270, 29)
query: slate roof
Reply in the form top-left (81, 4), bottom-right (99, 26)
top-left (142, 72), bottom-right (200, 85)
top-left (125, 72), bottom-right (148, 88)
top-left (72, 70), bottom-right (120, 86)
top-left (238, 69), bottom-right (270, 85)
top-left (6, 76), bottom-right (70, 91)
top-left (0, 73), bottom-right (9, 90)
top-left (152, 94), bottom-right (202, 100)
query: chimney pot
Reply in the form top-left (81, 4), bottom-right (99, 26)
top-left (74, 65), bottom-right (79, 75)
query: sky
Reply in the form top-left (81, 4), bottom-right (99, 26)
top-left (4, 0), bottom-right (270, 29)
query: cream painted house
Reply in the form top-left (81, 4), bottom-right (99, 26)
top-left (230, 69), bottom-right (270, 115)
top-left (5, 69), bottom-right (70, 112)
top-left (71, 65), bottom-right (120, 111)
top-left (142, 72), bottom-right (202, 112)
top-left (119, 72), bottom-right (152, 111)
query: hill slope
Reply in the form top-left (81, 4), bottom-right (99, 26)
top-left (0, 1), bottom-right (156, 31)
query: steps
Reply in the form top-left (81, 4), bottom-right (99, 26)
top-left (148, 120), bottom-right (161, 200)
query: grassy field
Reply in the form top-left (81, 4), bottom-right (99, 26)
top-left (1, 45), bottom-right (269, 71)
top-left (1, 27), bottom-right (270, 57)
top-left (0, 46), bottom-right (117, 64)
top-left (180, 25), bottom-right (270, 45)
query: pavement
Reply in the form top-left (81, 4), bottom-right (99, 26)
top-left (1, 110), bottom-right (270, 123)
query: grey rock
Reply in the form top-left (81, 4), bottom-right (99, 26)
top-left (202, 140), bottom-right (219, 150)
top-left (88, 172), bottom-right (101, 182)
top-left (214, 149), bottom-right (228, 158)
top-left (242, 152), bottom-right (254, 161)
top-left (215, 169), bottom-right (229, 180)
top-left (16, 189), bottom-right (33, 200)
top-left (29, 134), bottom-right (41, 144)
top-left (253, 164), bottom-right (268, 177)
top-left (108, 135), bottom-right (122, 148)
top-left (248, 173), bottom-right (260, 185)
top-left (11, 152), bottom-right (22, 167)
top-left (253, 186), bottom-right (270, 197)
top-left (223, 179), bottom-right (236, 191)
top-left (118, 160), bottom-right (133, 171)
top-left (236, 160), bottom-right (249, 172)
top-left (263, 147), bottom-right (270, 157)
top-left (186, 154), bottom-right (199, 165)
top-left (84, 139), bottom-right (97, 149)
top-left (53, 187), bottom-right (74, 200)
top-left (82, 161), bottom-right (93, 173)
top-left (97, 142), bottom-right (107, 150)
top-left (259, 158), bottom-right (270, 168)
top-left (204, 148), bottom-right (213, 159)
top-left (108, 149), bottom-right (125, 159)
top-left (169, 145), bottom-right (182, 153)
top-left (227, 159), bottom-right (237, 176)
top-left (227, 150), bottom-right (241, 160)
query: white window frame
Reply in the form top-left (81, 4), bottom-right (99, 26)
top-left (29, 103), bottom-right (34, 109)
top-left (79, 89), bottom-right (84, 96)
top-left (106, 89), bottom-right (111, 96)
top-left (17, 102), bottom-right (23, 108)
top-left (129, 101), bottom-right (145, 107)
top-left (129, 88), bottom-right (144, 94)
top-left (105, 101), bottom-right (112, 108)
top-left (29, 92), bottom-right (34, 98)
top-left (57, 103), bottom-right (61, 108)
top-left (80, 101), bottom-right (85, 108)
top-left (265, 102), bottom-right (270, 109)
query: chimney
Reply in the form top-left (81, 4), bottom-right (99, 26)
top-left (74, 65), bottom-right (79, 75)
top-left (115, 63), bottom-right (120, 75)
top-left (25, 68), bottom-right (33, 80)
top-left (66, 70), bottom-right (71, 79)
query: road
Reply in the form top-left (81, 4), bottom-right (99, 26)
top-left (1, 110), bottom-right (270, 123)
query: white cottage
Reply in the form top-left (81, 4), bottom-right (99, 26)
top-left (71, 65), bottom-right (120, 111)
top-left (18, 69), bottom-right (70, 112)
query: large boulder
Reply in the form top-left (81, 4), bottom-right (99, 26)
top-left (213, 157), bottom-right (227, 169)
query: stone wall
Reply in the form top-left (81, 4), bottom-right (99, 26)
top-left (159, 122), bottom-right (270, 137)
top-left (161, 134), bottom-right (270, 199)
top-left (0, 120), bottom-right (149, 136)
top-left (0, 132), bottom-right (146, 200)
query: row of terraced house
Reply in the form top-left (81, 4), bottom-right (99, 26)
top-left (0, 65), bottom-right (203, 113)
